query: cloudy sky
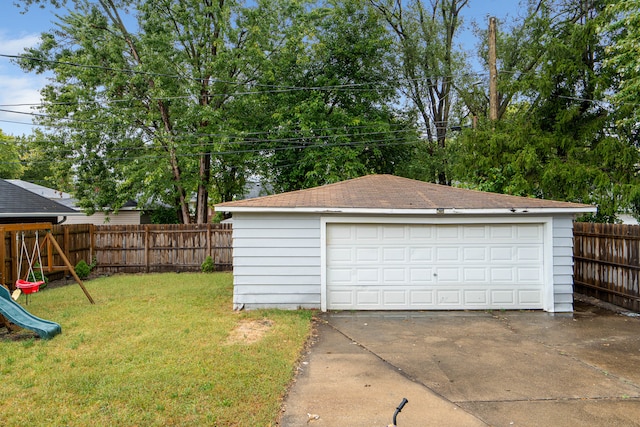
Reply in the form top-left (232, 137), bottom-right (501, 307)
top-left (0, 1), bottom-right (522, 137)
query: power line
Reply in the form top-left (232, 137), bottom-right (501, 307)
top-left (0, 135), bottom-right (422, 167)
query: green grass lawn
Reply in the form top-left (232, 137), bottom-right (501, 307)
top-left (0, 273), bottom-right (313, 426)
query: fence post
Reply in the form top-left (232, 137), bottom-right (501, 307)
top-left (89, 224), bottom-right (94, 265)
top-left (145, 225), bottom-right (150, 274)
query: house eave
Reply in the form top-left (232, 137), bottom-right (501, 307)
top-left (0, 212), bottom-right (84, 217)
top-left (214, 206), bottom-right (597, 215)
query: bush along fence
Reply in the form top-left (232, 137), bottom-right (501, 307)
top-left (1, 223), bottom-right (232, 288)
top-left (573, 222), bottom-right (640, 312)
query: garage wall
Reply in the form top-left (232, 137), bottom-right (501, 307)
top-left (552, 215), bottom-right (576, 312)
top-left (231, 212), bottom-right (321, 310)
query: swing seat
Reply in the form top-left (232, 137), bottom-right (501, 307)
top-left (15, 279), bottom-right (44, 294)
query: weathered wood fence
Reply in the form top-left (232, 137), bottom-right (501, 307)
top-left (573, 222), bottom-right (640, 312)
top-left (92, 224), bottom-right (232, 274)
top-left (1, 223), bottom-right (232, 287)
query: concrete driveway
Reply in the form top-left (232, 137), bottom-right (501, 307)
top-left (279, 300), bottom-right (640, 426)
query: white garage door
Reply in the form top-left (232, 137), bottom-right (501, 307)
top-left (326, 223), bottom-right (545, 310)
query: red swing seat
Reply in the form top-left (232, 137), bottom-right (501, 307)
top-left (15, 279), bottom-right (45, 294)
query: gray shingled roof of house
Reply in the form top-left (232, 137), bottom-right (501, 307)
top-left (215, 174), bottom-right (596, 214)
top-left (0, 179), bottom-right (79, 217)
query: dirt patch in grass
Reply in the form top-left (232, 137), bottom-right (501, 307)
top-left (0, 327), bottom-right (38, 341)
top-left (226, 318), bottom-right (274, 345)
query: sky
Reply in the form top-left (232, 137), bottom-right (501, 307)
top-left (0, 1), bottom-right (524, 137)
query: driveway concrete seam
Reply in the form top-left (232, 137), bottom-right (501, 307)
top-left (454, 396), bottom-right (640, 404)
top-left (322, 318), bottom-right (489, 422)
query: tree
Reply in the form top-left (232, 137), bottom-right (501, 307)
top-left (603, 0), bottom-right (640, 128)
top-left (17, 0), bottom-right (291, 223)
top-left (370, 0), bottom-right (469, 185)
top-left (453, 0), bottom-right (640, 222)
top-left (252, 0), bottom-right (414, 193)
top-left (0, 130), bottom-right (23, 179)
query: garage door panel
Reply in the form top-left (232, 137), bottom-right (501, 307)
top-left (356, 247), bottom-right (379, 262)
top-left (356, 269), bottom-right (378, 282)
top-left (490, 247), bottom-right (514, 261)
top-left (463, 247), bottom-right (487, 261)
top-left (410, 247), bottom-right (433, 261)
top-left (409, 268), bottom-right (433, 282)
top-left (463, 268), bottom-right (487, 282)
top-left (517, 267), bottom-right (542, 282)
top-left (356, 225), bottom-right (379, 240)
top-left (356, 291), bottom-right (379, 305)
top-left (383, 226), bottom-right (406, 239)
top-left (410, 290), bottom-right (433, 305)
top-left (329, 248), bottom-right (353, 263)
top-left (327, 268), bottom-right (352, 283)
top-left (326, 223), bottom-right (545, 310)
top-left (491, 290), bottom-right (515, 304)
top-left (435, 268), bottom-right (460, 282)
top-left (519, 290), bottom-right (542, 305)
top-left (436, 226), bottom-right (459, 240)
top-left (383, 268), bottom-right (405, 282)
top-left (383, 290), bottom-right (407, 305)
top-left (436, 290), bottom-right (461, 305)
top-left (463, 226), bottom-right (487, 239)
top-left (383, 247), bottom-right (406, 261)
top-left (464, 290), bottom-right (488, 305)
top-left (436, 247), bottom-right (460, 261)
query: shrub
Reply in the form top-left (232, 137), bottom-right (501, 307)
top-left (201, 256), bottom-right (215, 273)
top-left (75, 260), bottom-right (91, 279)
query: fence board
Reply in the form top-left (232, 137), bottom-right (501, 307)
top-left (573, 222), bottom-right (640, 312)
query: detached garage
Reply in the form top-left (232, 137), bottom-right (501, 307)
top-left (215, 175), bottom-right (596, 313)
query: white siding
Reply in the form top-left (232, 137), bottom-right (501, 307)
top-left (232, 213), bottom-right (321, 310)
top-left (63, 211), bottom-right (141, 225)
top-left (552, 215), bottom-right (575, 312)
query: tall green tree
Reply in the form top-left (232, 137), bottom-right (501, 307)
top-left (370, 0), bottom-right (469, 185)
top-left (453, 0), bottom-right (640, 222)
top-left (603, 0), bottom-right (640, 128)
top-left (17, 0), bottom-right (290, 223)
top-left (252, 0), bottom-right (414, 193)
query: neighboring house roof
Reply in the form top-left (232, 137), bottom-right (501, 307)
top-left (6, 179), bottom-right (72, 199)
top-left (8, 179), bottom-right (140, 211)
top-left (215, 174), bottom-right (596, 215)
top-left (0, 179), bottom-right (79, 217)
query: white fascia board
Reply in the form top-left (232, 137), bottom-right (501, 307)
top-left (215, 206), bottom-right (597, 215)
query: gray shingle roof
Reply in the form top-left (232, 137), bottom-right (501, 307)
top-left (215, 174), bottom-right (595, 214)
top-left (0, 179), bottom-right (78, 217)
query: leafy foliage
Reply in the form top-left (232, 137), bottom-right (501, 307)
top-left (74, 259), bottom-right (91, 279)
top-left (201, 255), bottom-right (215, 273)
top-left (8, 0), bottom-right (640, 224)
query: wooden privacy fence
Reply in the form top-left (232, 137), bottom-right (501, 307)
top-left (1, 223), bottom-right (232, 287)
top-left (573, 222), bottom-right (640, 312)
top-left (92, 224), bottom-right (232, 274)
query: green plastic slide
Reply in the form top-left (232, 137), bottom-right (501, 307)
top-left (0, 286), bottom-right (61, 339)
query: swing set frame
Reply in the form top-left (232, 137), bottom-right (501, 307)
top-left (0, 223), bottom-right (94, 304)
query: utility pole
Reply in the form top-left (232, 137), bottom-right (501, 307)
top-left (488, 16), bottom-right (498, 122)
